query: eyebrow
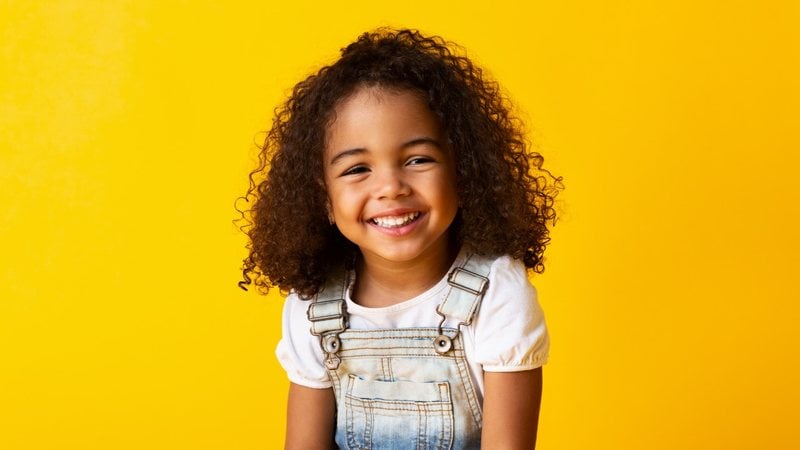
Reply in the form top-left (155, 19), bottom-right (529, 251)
top-left (328, 137), bottom-right (444, 166)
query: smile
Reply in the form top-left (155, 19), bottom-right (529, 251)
top-left (369, 212), bottom-right (421, 228)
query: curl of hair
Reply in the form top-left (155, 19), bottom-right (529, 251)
top-left (236, 28), bottom-right (563, 298)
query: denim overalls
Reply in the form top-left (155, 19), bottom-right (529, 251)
top-left (307, 254), bottom-right (493, 450)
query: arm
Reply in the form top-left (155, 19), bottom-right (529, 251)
top-left (481, 368), bottom-right (543, 449)
top-left (285, 383), bottom-right (336, 450)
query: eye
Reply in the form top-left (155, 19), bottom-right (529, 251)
top-left (407, 156), bottom-right (434, 166)
top-left (341, 165), bottom-right (369, 176)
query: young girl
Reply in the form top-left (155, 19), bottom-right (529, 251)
top-left (240, 28), bottom-right (561, 449)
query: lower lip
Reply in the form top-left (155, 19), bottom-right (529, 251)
top-left (368, 213), bottom-right (425, 237)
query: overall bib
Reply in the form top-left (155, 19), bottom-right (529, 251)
top-left (307, 254), bottom-right (493, 450)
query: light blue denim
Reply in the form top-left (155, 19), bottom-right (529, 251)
top-left (308, 254), bottom-right (493, 450)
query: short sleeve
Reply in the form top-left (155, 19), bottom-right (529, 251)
top-left (275, 293), bottom-right (333, 388)
top-left (470, 256), bottom-right (550, 372)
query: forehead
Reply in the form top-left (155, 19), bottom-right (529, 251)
top-left (325, 86), bottom-right (442, 150)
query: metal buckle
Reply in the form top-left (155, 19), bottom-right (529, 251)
top-left (447, 267), bottom-right (489, 296)
top-left (433, 306), bottom-right (458, 355)
top-left (307, 298), bottom-right (346, 323)
top-left (307, 298), bottom-right (347, 337)
top-left (307, 298), bottom-right (347, 370)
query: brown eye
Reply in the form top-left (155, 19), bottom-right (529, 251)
top-left (407, 157), bottom-right (433, 166)
top-left (342, 165), bottom-right (369, 176)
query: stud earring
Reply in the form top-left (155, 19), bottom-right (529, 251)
top-left (326, 203), bottom-right (335, 225)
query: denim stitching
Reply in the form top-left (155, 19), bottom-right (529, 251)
top-left (333, 332), bottom-right (477, 448)
top-left (365, 398), bottom-right (375, 449)
top-left (417, 403), bottom-right (424, 450)
top-left (453, 342), bottom-right (483, 427)
top-left (324, 255), bottom-right (495, 449)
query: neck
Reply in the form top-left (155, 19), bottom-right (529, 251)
top-left (352, 242), bottom-right (458, 308)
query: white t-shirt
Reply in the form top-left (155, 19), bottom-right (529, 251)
top-left (276, 253), bottom-right (549, 400)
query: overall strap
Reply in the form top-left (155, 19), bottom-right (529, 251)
top-left (307, 272), bottom-right (350, 370)
top-left (433, 253), bottom-right (493, 354)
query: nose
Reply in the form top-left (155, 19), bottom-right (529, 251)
top-left (373, 168), bottom-right (411, 199)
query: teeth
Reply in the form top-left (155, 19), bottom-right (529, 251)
top-left (371, 212), bottom-right (420, 228)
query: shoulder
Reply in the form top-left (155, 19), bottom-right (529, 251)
top-left (481, 254), bottom-right (538, 309)
top-left (281, 291), bottom-right (316, 332)
top-left (467, 253), bottom-right (535, 298)
top-left (456, 252), bottom-right (536, 307)
top-left (276, 291), bottom-right (332, 389)
top-left (469, 253), bottom-right (549, 370)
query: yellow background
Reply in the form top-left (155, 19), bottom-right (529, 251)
top-left (1, 1), bottom-right (798, 449)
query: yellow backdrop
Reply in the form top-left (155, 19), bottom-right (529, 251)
top-left (2, 1), bottom-right (798, 449)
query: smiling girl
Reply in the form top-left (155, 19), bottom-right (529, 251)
top-left (239, 28), bottom-right (563, 449)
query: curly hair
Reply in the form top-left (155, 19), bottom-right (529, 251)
top-left (237, 28), bottom-right (563, 298)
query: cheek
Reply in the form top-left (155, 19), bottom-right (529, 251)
top-left (328, 186), bottom-right (359, 217)
top-left (436, 176), bottom-right (459, 205)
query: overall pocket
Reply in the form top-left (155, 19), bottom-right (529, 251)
top-left (343, 375), bottom-right (454, 450)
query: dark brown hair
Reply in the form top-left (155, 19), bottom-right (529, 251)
top-left (237, 28), bottom-right (563, 298)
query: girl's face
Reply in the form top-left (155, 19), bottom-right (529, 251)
top-left (323, 86), bottom-right (459, 270)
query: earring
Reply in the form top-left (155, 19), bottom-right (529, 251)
top-left (325, 199), bottom-right (336, 225)
top-left (326, 202), bottom-right (335, 225)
